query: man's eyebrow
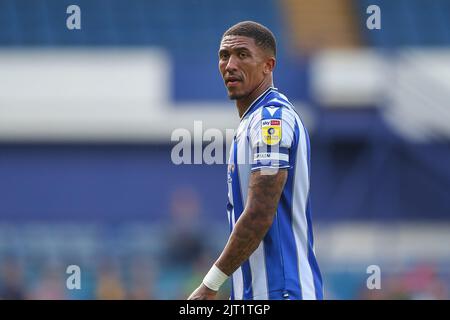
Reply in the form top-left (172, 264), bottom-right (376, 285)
top-left (219, 46), bottom-right (251, 55)
top-left (218, 48), bottom-right (229, 55)
top-left (230, 46), bottom-right (251, 52)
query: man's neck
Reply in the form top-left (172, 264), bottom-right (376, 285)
top-left (236, 81), bottom-right (273, 118)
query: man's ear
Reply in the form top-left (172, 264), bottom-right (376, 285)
top-left (264, 57), bottom-right (276, 74)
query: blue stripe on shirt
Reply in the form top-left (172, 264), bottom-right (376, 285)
top-left (231, 138), bottom-right (254, 299)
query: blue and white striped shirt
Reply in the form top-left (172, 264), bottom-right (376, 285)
top-left (226, 87), bottom-right (323, 300)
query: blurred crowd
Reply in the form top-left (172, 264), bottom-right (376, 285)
top-left (0, 232), bottom-right (448, 300)
top-left (0, 186), bottom-right (231, 300)
top-left (0, 186), bottom-right (448, 300)
top-left (0, 227), bottom-right (230, 300)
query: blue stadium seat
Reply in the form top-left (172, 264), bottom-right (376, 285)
top-left (357, 0), bottom-right (450, 47)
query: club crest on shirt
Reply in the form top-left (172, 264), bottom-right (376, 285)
top-left (261, 119), bottom-right (282, 145)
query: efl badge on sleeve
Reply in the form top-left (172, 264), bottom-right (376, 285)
top-left (262, 119), bottom-right (282, 145)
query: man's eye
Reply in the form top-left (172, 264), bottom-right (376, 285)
top-left (239, 52), bottom-right (247, 58)
top-left (220, 53), bottom-right (229, 59)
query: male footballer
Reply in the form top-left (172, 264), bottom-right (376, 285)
top-left (188, 21), bottom-right (323, 300)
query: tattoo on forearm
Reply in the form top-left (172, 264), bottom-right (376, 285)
top-left (216, 169), bottom-right (287, 276)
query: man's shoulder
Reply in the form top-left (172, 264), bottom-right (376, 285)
top-left (263, 89), bottom-right (294, 108)
top-left (251, 90), bottom-right (298, 121)
top-left (247, 106), bottom-right (300, 136)
top-left (245, 89), bottom-right (300, 130)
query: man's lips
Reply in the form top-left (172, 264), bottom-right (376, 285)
top-left (225, 77), bottom-right (242, 87)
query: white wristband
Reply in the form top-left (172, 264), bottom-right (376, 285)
top-left (202, 264), bottom-right (229, 291)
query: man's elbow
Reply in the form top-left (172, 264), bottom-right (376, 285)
top-left (245, 208), bottom-right (276, 231)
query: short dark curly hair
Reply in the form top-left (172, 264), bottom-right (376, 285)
top-left (222, 21), bottom-right (277, 57)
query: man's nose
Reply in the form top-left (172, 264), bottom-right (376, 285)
top-left (225, 55), bottom-right (238, 73)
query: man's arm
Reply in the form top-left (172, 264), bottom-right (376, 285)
top-left (215, 169), bottom-right (287, 275)
top-left (188, 168), bottom-right (287, 300)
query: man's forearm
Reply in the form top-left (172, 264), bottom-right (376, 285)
top-left (215, 208), bottom-right (274, 276)
top-left (214, 169), bottom-right (287, 276)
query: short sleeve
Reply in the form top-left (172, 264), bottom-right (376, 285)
top-left (248, 105), bottom-right (296, 172)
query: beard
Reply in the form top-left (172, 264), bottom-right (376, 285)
top-left (227, 90), bottom-right (247, 100)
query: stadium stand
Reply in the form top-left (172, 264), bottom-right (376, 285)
top-left (0, 0), bottom-right (449, 299)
